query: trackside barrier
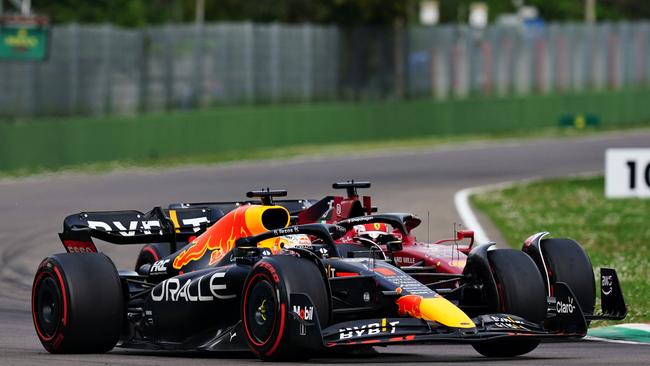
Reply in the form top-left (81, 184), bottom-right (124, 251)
top-left (1, 89), bottom-right (650, 173)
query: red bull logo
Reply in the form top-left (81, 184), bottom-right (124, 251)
top-left (396, 295), bottom-right (423, 318)
top-left (172, 205), bottom-right (289, 270)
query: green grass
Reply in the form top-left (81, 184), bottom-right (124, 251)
top-left (2, 124), bottom-right (649, 179)
top-left (471, 176), bottom-right (650, 323)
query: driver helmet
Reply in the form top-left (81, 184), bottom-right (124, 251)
top-left (277, 234), bottom-right (312, 249)
top-left (353, 223), bottom-right (389, 241)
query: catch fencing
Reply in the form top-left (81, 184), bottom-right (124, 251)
top-left (1, 21), bottom-right (649, 118)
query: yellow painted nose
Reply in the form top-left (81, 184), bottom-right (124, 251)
top-left (396, 295), bottom-right (476, 329)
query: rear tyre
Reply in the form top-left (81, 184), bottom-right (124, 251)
top-left (472, 249), bottom-right (546, 357)
top-left (539, 238), bottom-right (596, 316)
top-left (32, 253), bottom-right (124, 353)
top-left (135, 243), bottom-right (172, 272)
top-left (242, 256), bottom-right (330, 361)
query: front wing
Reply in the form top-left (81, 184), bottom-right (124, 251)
top-left (291, 282), bottom-right (588, 349)
top-left (320, 313), bottom-right (585, 347)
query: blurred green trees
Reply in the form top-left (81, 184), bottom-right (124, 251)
top-left (26, 0), bottom-right (650, 27)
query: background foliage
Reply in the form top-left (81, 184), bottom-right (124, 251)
top-left (25, 0), bottom-right (650, 27)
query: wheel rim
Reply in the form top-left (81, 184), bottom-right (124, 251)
top-left (246, 279), bottom-right (277, 344)
top-left (35, 275), bottom-right (62, 338)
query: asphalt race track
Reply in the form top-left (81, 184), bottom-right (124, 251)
top-left (2, 131), bottom-right (650, 365)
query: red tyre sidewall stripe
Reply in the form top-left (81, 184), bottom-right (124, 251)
top-left (32, 262), bottom-right (68, 344)
top-left (142, 246), bottom-right (159, 262)
top-left (32, 271), bottom-right (55, 341)
top-left (265, 303), bottom-right (286, 357)
top-left (243, 272), bottom-right (280, 348)
top-left (53, 266), bottom-right (68, 326)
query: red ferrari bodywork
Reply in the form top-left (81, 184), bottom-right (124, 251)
top-left (296, 183), bottom-right (476, 275)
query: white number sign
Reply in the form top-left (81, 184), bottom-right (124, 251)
top-left (605, 149), bottom-right (650, 198)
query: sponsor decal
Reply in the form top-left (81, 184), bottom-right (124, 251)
top-left (87, 216), bottom-right (209, 236)
top-left (602, 274), bottom-right (613, 295)
top-left (396, 295), bottom-right (423, 318)
top-left (339, 319), bottom-right (399, 340)
top-left (489, 315), bottom-right (526, 330)
top-left (175, 230), bottom-right (245, 269)
top-left (338, 235), bottom-right (354, 243)
top-left (292, 305), bottom-right (314, 321)
top-left (272, 227), bottom-right (300, 236)
top-left (150, 272), bottom-right (235, 302)
top-left (346, 216), bottom-right (372, 224)
top-left (173, 205), bottom-right (291, 269)
top-left (66, 246), bottom-right (94, 253)
top-left (150, 259), bottom-right (170, 274)
top-left (395, 256), bottom-right (416, 265)
top-left (63, 240), bottom-right (96, 253)
top-left (390, 275), bottom-right (435, 296)
top-left (317, 247), bottom-right (329, 257)
top-left (258, 262), bottom-right (280, 283)
top-left (557, 296), bottom-right (576, 314)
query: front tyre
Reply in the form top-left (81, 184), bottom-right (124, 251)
top-left (537, 238), bottom-right (596, 316)
top-left (472, 249), bottom-right (546, 357)
top-left (242, 256), bottom-right (330, 361)
top-left (32, 253), bottom-right (124, 353)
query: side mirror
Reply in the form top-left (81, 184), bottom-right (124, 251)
top-left (386, 240), bottom-right (403, 252)
top-left (457, 230), bottom-right (475, 241)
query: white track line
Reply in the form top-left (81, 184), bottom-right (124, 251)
top-left (453, 188), bottom-right (491, 244)
top-left (453, 180), bottom-right (524, 244)
top-left (453, 171), bottom-right (603, 245)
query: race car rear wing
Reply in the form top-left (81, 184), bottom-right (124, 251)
top-left (58, 206), bottom-right (224, 253)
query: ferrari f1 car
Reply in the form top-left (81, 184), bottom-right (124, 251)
top-left (32, 190), bottom-right (627, 360)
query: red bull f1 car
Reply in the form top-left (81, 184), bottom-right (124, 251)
top-left (135, 181), bottom-right (628, 326)
top-left (32, 188), bottom-right (627, 360)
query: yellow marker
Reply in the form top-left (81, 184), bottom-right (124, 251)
top-left (169, 210), bottom-right (180, 233)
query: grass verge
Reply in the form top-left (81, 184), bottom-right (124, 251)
top-left (2, 124), bottom-right (649, 179)
top-left (471, 176), bottom-right (650, 323)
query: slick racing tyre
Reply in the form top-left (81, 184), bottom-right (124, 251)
top-left (242, 256), bottom-right (330, 361)
top-left (32, 253), bottom-right (124, 353)
top-left (472, 249), bottom-right (546, 357)
top-left (135, 243), bottom-right (172, 273)
top-left (537, 238), bottom-right (596, 317)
